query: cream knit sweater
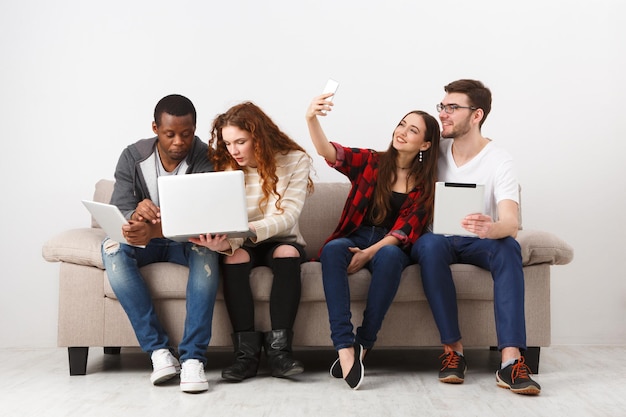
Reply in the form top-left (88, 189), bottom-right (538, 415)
top-left (223, 150), bottom-right (311, 255)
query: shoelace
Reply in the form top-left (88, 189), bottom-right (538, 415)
top-left (439, 352), bottom-right (461, 371)
top-left (153, 350), bottom-right (175, 367)
top-left (510, 356), bottom-right (532, 382)
top-left (183, 361), bottom-right (204, 378)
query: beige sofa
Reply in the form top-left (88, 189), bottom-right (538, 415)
top-left (42, 179), bottom-right (574, 375)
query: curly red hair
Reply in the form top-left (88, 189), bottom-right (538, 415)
top-left (208, 102), bottom-right (314, 214)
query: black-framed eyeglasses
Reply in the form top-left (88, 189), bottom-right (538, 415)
top-left (436, 103), bottom-right (477, 114)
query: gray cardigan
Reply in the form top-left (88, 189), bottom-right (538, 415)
top-left (110, 136), bottom-right (213, 219)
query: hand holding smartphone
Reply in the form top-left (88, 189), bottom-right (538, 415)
top-left (321, 79), bottom-right (339, 114)
top-left (322, 78), bottom-right (339, 100)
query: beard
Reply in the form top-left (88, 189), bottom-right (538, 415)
top-left (441, 116), bottom-right (472, 139)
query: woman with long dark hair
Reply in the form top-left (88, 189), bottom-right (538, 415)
top-left (305, 93), bottom-right (440, 390)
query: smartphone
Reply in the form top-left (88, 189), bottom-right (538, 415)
top-left (322, 78), bottom-right (339, 100)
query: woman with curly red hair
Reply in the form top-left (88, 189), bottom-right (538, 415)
top-left (191, 101), bottom-right (313, 382)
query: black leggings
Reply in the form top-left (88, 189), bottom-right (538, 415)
top-left (222, 242), bottom-right (304, 332)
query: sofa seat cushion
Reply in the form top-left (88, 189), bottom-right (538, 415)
top-left (104, 261), bottom-right (497, 303)
top-left (43, 227), bottom-right (574, 277)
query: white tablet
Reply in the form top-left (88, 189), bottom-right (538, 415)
top-left (82, 200), bottom-right (132, 245)
top-left (432, 182), bottom-right (485, 236)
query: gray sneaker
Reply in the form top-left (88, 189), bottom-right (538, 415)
top-left (438, 351), bottom-right (467, 384)
top-left (496, 357), bottom-right (541, 395)
top-left (150, 349), bottom-right (181, 385)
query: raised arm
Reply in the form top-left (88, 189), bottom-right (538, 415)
top-left (305, 93), bottom-right (338, 164)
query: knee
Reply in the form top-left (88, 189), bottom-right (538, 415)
top-left (491, 237), bottom-right (522, 265)
top-left (273, 244), bottom-right (300, 258)
top-left (102, 238), bottom-right (122, 256)
top-left (375, 245), bottom-right (407, 263)
top-left (190, 243), bottom-right (212, 255)
top-left (372, 245), bottom-right (408, 271)
top-left (223, 247), bottom-right (250, 265)
top-left (101, 239), bottom-right (132, 286)
top-left (411, 233), bottom-right (444, 262)
top-left (102, 239), bottom-right (131, 272)
top-left (320, 239), bottom-right (347, 262)
top-left (498, 237), bottom-right (521, 254)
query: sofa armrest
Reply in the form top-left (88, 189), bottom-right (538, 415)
top-left (42, 228), bottom-right (106, 269)
top-left (517, 229), bottom-right (574, 266)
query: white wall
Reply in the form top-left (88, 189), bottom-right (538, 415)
top-left (1, 0), bottom-right (624, 348)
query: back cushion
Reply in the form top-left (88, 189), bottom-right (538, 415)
top-left (299, 183), bottom-right (350, 260)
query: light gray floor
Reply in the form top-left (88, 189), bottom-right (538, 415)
top-left (1, 345), bottom-right (625, 417)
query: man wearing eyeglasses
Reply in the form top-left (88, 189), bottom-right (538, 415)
top-left (410, 79), bottom-right (541, 395)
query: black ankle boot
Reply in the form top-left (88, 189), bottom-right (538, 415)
top-left (263, 329), bottom-right (304, 378)
top-left (222, 331), bottom-right (263, 382)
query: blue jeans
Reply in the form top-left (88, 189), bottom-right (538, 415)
top-left (410, 233), bottom-right (526, 351)
top-left (102, 238), bottom-right (219, 363)
top-left (320, 226), bottom-right (409, 351)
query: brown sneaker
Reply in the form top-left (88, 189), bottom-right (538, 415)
top-left (438, 351), bottom-right (467, 384)
top-left (496, 356), bottom-right (541, 395)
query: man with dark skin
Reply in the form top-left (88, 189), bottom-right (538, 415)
top-left (102, 94), bottom-right (222, 393)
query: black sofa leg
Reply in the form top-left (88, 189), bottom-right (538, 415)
top-left (104, 347), bottom-right (121, 355)
top-left (522, 346), bottom-right (541, 374)
top-left (68, 347), bottom-right (89, 376)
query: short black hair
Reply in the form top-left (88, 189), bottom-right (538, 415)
top-left (153, 94), bottom-right (196, 127)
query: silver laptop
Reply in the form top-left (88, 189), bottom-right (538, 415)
top-left (432, 182), bottom-right (485, 237)
top-left (157, 170), bottom-right (254, 242)
top-left (82, 200), bottom-right (138, 246)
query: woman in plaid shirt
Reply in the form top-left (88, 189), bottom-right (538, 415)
top-left (305, 93), bottom-right (440, 390)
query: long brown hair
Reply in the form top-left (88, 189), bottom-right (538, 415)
top-left (208, 101), bottom-right (314, 213)
top-left (368, 110), bottom-right (440, 225)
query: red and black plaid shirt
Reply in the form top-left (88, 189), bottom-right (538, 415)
top-left (322, 143), bottom-right (429, 252)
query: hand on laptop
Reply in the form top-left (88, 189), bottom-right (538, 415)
top-left (189, 233), bottom-right (230, 252)
top-left (132, 199), bottom-right (161, 224)
top-left (122, 220), bottom-right (161, 246)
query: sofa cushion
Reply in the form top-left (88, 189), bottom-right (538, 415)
top-left (102, 260), bottom-right (499, 303)
top-left (518, 229), bottom-right (574, 266)
top-left (41, 222), bottom-right (574, 274)
top-left (297, 182), bottom-right (349, 260)
top-left (44, 179), bottom-right (573, 278)
top-left (42, 228), bottom-right (106, 268)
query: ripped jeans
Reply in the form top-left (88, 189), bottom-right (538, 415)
top-left (102, 238), bottom-right (219, 363)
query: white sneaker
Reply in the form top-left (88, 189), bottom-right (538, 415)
top-left (150, 348), bottom-right (181, 385)
top-left (180, 359), bottom-right (209, 393)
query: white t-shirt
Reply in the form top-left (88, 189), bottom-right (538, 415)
top-left (438, 138), bottom-right (518, 221)
top-left (139, 150), bottom-right (188, 207)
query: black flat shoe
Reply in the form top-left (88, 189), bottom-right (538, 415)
top-left (331, 346), bottom-right (371, 378)
top-left (344, 343), bottom-right (364, 390)
top-left (330, 358), bottom-right (342, 378)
